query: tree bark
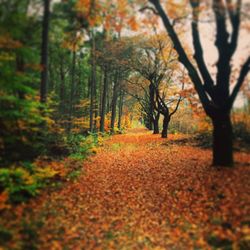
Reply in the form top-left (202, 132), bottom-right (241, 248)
top-left (149, 83), bottom-right (155, 130)
top-left (89, 30), bottom-right (97, 132)
top-left (153, 112), bottom-right (160, 134)
top-left (59, 56), bottom-right (65, 113)
top-left (212, 114), bottom-right (233, 166)
top-left (118, 90), bottom-right (124, 130)
top-left (100, 66), bottom-right (108, 133)
top-left (40, 0), bottom-right (50, 103)
top-left (68, 50), bottom-right (76, 131)
top-left (111, 72), bottom-right (119, 133)
top-left (162, 115), bottom-right (170, 138)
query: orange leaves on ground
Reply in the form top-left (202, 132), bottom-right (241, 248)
top-left (1, 129), bottom-right (250, 249)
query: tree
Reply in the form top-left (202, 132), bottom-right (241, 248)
top-left (127, 34), bottom-right (183, 136)
top-left (40, 0), bottom-right (51, 103)
top-left (0, 0), bottom-right (47, 163)
top-left (148, 0), bottom-right (250, 166)
top-left (154, 80), bottom-right (184, 138)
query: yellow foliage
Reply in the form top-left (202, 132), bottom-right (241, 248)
top-left (15, 167), bottom-right (35, 185)
top-left (0, 52), bottom-right (15, 61)
top-left (97, 136), bottom-right (104, 146)
top-left (34, 167), bottom-right (60, 180)
top-left (0, 34), bottom-right (22, 49)
top-left (196, 114), bottom-right (212, 133)
top-left (90, 147), bottom-right (98, 154)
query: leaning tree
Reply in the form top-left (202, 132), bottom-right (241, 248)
top-left (127, 34), bottom-right (184, 135)
top-left (147, 0), bottom-right (250, 166)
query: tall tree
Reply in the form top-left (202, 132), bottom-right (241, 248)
top-left (110, 71), bottom-right (120, 133)
top-left (40, 0), bottom-right (51, 103)
top-left (148, 0), bottom-right (250, 166)
top-left (89, 30), bottom-right (97, 132)
top-left (100, 66), bottom-right (109, 132)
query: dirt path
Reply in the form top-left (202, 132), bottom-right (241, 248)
top-left (3, 129), bottom-right (250, 249)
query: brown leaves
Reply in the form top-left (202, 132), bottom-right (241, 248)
top-left (1, 129), bottom-right (250, 249)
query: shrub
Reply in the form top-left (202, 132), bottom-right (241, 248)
top-left (0, 163), bottom-right (61, 204)
top-left (67, 133), bottom-right (98, 160)
top-left (0, 167), bottom-right (39, 203)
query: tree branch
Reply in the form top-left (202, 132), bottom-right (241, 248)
top-left (189, 0), bottom-right (215, 99)
top-left (228, 56), bottom-right (250, 109)
top-left (139, 5), bottom-right (159, 15)
top-left (170, 81), bottom-right (185, 117)
top-left (226, 0), bottom-right (241, 56)
top-left (149, 0), bottom-right (211, 114)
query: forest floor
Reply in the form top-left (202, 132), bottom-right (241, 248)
top-left (1, 128), bottom-right (250, 250)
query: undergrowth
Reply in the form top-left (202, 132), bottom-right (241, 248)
top-left (0, 133), bottom-right (108, 209)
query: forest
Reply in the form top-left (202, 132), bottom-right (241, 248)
top-left (0, 0), bottom-right (250, 249)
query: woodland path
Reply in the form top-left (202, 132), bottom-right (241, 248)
top-left (5, 129), bottom-right (250, 249)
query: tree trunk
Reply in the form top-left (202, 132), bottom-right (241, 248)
top-left (147, 115), bottom-right (153, 130)
top-left (153, 120), bottom-right (159, 134)
top-left (68, 50), bottom-right (76, 132)
top-left (110, 72), bottom-right (119, 133)
top-left (153, 113), bottom-right (160, 134)
top-left (118, 90), bottom-right (124, 130)
top-left (40, 0), bottom-right (50, 103)
top-left (149, 83), bottom-right (155, 130)
top-left (100, 67), bottom-right (108, 133)
top-left (59, 56), bottom-right (65, 113)
top-left (212, 114), bottom-right (233, 166)
top-left (162, 115), bottom-right (170, 138)
top-left (89, 30), bottom-right (97, 132)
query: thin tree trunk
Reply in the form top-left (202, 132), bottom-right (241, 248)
top-left (40, 0), bottom-right (50, 103)
top-left (48, 55), bottom-right (54, 92)
top-left (118, 90), bottom-right (124, 130)
top-left (89, 30), bottom-right (96, 132)
top-left (212, 114), bottom-right (233, 166)
top-left (68, 50), bottom-right (76, 131)
top-left (59, 56), bottom-right (65, 113)
top-left (99, 72), bottom-right (104, 118)
top-left (110, 72), bottom-right (119, 133)
top-left (100, 66), bottom-right (108, 133)
top-left (149, 83), bottom-right (155, 130)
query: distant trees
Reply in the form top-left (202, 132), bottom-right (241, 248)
top-left (0, 0), bottom-right (140, 164)
top-left (126, 34), bottom-right (184, 137)
top-left (148, 0), bottom-right (250, 166)
top-left (46, 0), bottom-right (135, 134)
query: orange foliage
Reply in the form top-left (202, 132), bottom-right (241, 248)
top-left (0, 34), bottom-right (22, 49)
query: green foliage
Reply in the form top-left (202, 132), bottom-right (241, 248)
top-left (67, 133), bottom-right (99, 160)
top-left (0, 167), bottom-right (39, 203)
top-left (0, 0), bottom-right (44, 165)
top-left (67, 169), bottom-right (82, 180)
top-left (0, 163), bottom-right (61, 204)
